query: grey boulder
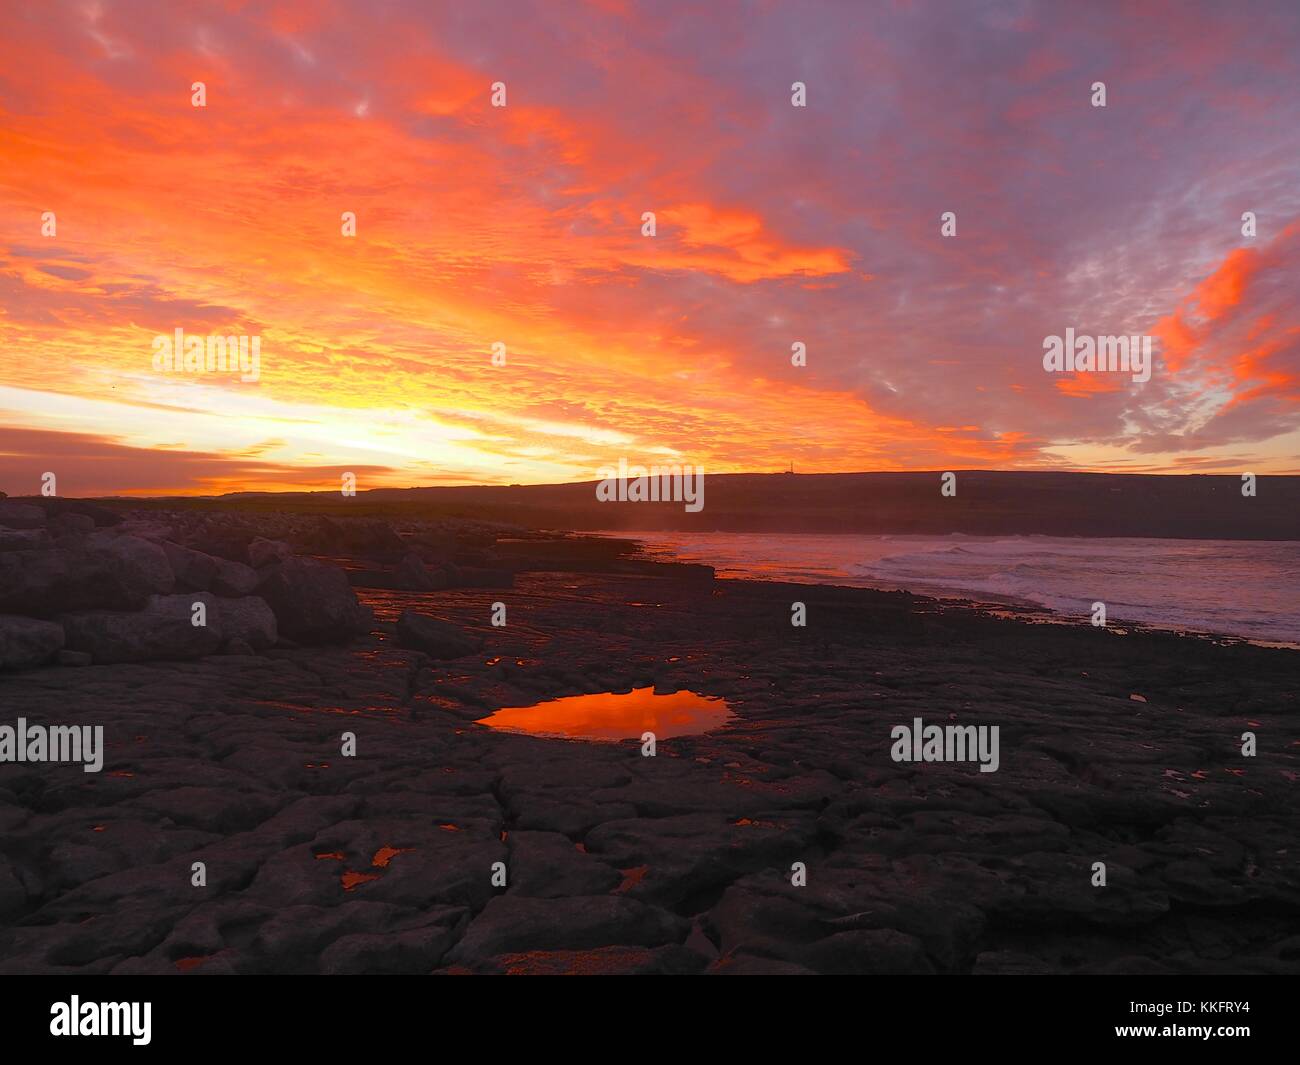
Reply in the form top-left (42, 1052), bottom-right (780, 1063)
top-left (61, 593), bottom-right (224, 663)
top-left (0, 615), bottom-right (65, 670)
top-left (257, 558), bottom-right (370, 644)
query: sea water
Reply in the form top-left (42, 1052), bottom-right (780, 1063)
top-left (619, 531), bottom-right (1300, 647)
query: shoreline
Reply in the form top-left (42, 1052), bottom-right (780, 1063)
top-left (691, 573), bottom-right (1300, 653)
top-left (610, 530), bottom-right (1300, 652)
top-left (1, 501), bottom-right (1297, 974)
top-left (4, 554), bottom-right (1299, 973)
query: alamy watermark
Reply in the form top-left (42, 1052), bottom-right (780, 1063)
top-left (50, 997), bottom-right (150, 1045)
top-left (890, 716), bottom-right (1000, 773)
top-left (596, 458), bottom-right (704, 512)
top-left (1042, 329), bottom-right (1152, 384)
top-left (152, 328), bottom-right (260, 382)
top-left (0, 718), bottom-right (103, 772)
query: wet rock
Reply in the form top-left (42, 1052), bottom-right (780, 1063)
top-left (56, 650), bottom-right (92, 667)
top-left (585, 813), bottom-right (816, 908)
top-left (446, 895), bottom-right (688, 970)
top-left (395, 610), bottom-right (482, 659)
top-left (993, 855), bottom-right (1170, 927)
top-left (704, 880), bottom-right (825, 962)
top-left (249, 901), bottom-right (401, 969)
top-left (514, 800), bottom-right (639, 837)
top-left (708, 952), bottom-right (817, 974)
top-left (483, 943), bottom-right (706, 975)
top-left (130, 786), bottom-right (281, 834)
top-left (61, 593), bottom-right (224, 663)
top-left (241, 848), bottom-right (341, 909)
top-left (0, 615), bottom-right (64, 670)
top-left (257, 558), bottom-right (370, 644)
top-left (2, 536), bottom-right (1298, 976)
top-left (972, 950), bottom-right (1058, 975)
top-left (1084, 955), bottom-right (1173, 975)
top-left (797, 929), bottom-right (935, 974)
top-left (447, 565), bottom-right (514, 589)
top-left (319, 907), bottom-right (468, 974)
top-left (348, 839), bottom-right (503, 911)
top-left (44, 842), bottom-right (122, 893)
top-left (44, 902), bottom-right (181, 968)
top-left (0, 857), bottom-right (27, 919)
top-left (507, 831), bottom-right (622, 897)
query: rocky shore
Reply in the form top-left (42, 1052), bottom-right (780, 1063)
top-left (1, 500), bottom-right (1298, 974)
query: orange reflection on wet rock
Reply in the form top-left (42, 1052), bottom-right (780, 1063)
top-left (474, 687), bottom-right (733, 742)
top-left (371, 845), bottom-right (414, 868)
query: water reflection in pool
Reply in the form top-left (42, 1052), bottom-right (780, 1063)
top-left (476, 686), bottom-right (733, 741)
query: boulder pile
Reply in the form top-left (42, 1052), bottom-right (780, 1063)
top-left (0, 499), bottom-right (373, 670)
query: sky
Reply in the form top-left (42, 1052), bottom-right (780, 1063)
top-left (1, 0), bottom-right (1299, 496)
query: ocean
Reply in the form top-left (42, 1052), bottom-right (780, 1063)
top-left (621, 531), bottom-right (1300, 647)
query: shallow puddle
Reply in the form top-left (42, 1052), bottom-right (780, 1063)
top-left (476, 686), bottom-right (733, 741)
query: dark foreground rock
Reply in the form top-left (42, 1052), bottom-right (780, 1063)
top-left (61, 594), bottom-right (225, 663)
top-left (395, 610), bottom-right (483, 659)
top-left (215, 596), bottom-right (278, 651)
top-left (0, 533), bottom-right (173, 616)
top-left (0, 501), bottom-right (45, 530)
top-left (0, 615), bottom-right (64, 670)
top-left (163, 542), bottom-right (259, 597)
top-left (257, 558), bottom-right (371, 644)
top-left (0, 569), bottom-right (1297, 975)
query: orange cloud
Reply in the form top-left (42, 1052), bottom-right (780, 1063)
top-left (1054, 373), bottom-right (1125, 398)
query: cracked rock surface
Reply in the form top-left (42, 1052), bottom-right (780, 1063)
top-left (1, 570), bottom-right (1298, 974)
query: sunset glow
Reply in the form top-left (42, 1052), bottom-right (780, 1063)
top-left (2, 0), bottom-right (1299, 495)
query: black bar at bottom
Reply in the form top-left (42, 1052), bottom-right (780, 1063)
top-left (0, 975), bottom-right (1284, 1052)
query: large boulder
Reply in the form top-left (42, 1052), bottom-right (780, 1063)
top-left (305, 516), bottom-right (408, 560)
top-left (215, 596), bottom-right (277, 650)
top-left (85, 531), bottom-right (174, 590)
top-left (0, 615), bottom-right (65, 670)
top-left (0, 532), bottom-right (173, 616)
top-left (41, 498), bottom-right (123, 527)
top-left (393, 553), bottom-right (447, 591)
top-left (394, 610), bottom-right (482, 659)
top-left (0, 529), bottom-right (49, 552)
top-left (164, 542), bottom-right (259, 596)
top-left (257, 557), bottom-right (370, 643)
top-left (0, 501), bottom-right (46, 530)
top-left (248, 537), bottom-right (293, 568)
top-left (48, 512), bottom-right (95, 536)
top-left (188, 525), bottom-right (256, 564)
top-left (163, 541), bottom-right (217, 589)
top-left (210, 557), bottom-right (259, 596)
top-left (113, 518), bottom-right (175, 543)
top-left (61, 593), bottom-right (224, 663)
